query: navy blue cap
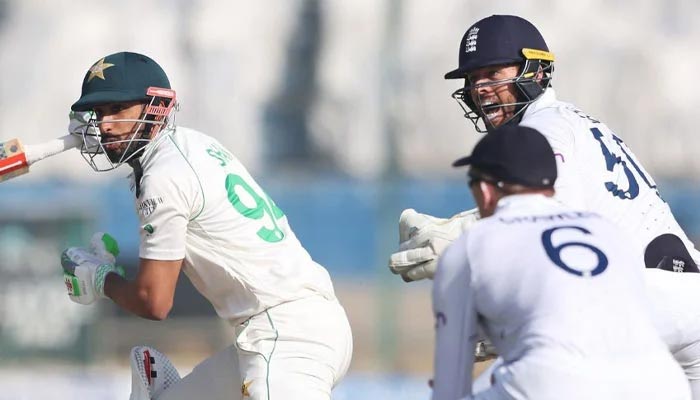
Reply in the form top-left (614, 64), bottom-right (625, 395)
top-left (445, 15), bottom-right (551, 80)
top-left (644, 234), bottom-right (699, 273)
top-left (453, 125), bottom-right (557, 188)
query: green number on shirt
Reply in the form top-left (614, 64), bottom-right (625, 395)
top-left (225, 174), bottom-right (285, 243)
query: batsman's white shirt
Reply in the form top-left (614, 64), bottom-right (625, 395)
top-left (520, 88), bottom-right (700, 264)
top-left (432, 194), bottom-right (689, 400)
top-left (129, 126), bottom-right (351, 400)
top-left (132, 126), bottom-right (335, 323)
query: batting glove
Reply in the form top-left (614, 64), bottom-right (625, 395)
top-left (388, 208), bottom-right (480, 282)
top-left (89, 231), bottom-right (120, 264)
top-left (68, 110), bottom-right (100, 149)
top-left (61, 233), bottom-right (124, 305)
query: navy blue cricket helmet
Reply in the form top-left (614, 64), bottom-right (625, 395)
top-left (446, 15), bottom-right (555, 132)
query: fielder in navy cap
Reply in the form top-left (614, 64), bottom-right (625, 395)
top-left (452, 124), bottom-right (557, 217)
top-left (453, 124), bottom-right (557, 187)
top-left (431, 115), bottom-right (692, 400)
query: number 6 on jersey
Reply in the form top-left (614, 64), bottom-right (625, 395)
top-left (541, 225), bottom-right (609, 277)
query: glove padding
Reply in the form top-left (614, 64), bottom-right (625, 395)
top-left (61, 232), bottom-right (124, 305)
top-left (90, 231), bottom-right (120, 264)
top-left (68, 110), bottom-right (101, 149)
top-left (388, 208), bottom-right (480, 282)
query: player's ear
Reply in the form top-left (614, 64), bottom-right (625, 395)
top-left (478, 181), bottom-right (498, 217)
top-left (478, 180), bottom-right (490, 201)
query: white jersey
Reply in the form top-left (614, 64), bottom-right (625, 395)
top-left (432, 194), bottom-right (689, 400)
top-left (518, 89), bottom-right (700, 397)
top-left (520, 88), bottom-right (700, 264)
top-left (130, 126), bottom-right (335, 324)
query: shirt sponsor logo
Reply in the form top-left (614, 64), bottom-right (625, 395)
top-left (499, 211), bottom-right (598, 224)
top-left (569, 106), bottom-right (600, 124)
top-left (207, 143), bottom-right (234, 167)
top-left (138, 197), bottom-right (164, 218)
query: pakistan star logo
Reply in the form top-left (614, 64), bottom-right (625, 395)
top-left (142, 224), bottom-right (155, 235)
top-left (87, 58), bottom-right (115, 82)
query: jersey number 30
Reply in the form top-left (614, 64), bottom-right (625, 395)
top-left (541, 225), bottom-right (608, 277)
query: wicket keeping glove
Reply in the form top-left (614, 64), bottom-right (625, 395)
top-left (388, 208), bottom-right (480, 282)
top-left (61, 232), bottom-right (124, 305)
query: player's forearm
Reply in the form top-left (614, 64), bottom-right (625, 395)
top-left (104, 273), bottom-right (173, 320)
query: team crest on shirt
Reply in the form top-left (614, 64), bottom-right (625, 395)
top-left (142, 224), bottom-right (155, 236)
top-left (138, 197), bottom-right (164, 218)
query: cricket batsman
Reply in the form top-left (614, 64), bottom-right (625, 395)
top-left (60, 52), bottom-right (352, 400)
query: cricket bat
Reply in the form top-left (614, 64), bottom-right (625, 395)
top-left (0, 135), bottom-right (82, 182)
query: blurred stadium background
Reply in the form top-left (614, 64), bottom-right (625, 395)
top-left (1, 0), bottom-right (700, 398)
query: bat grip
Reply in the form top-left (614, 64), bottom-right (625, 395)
top-left (24, 134), bottom-right (82, 165)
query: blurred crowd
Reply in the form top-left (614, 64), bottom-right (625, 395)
top-left (1, 0), bottom-right (699, 181)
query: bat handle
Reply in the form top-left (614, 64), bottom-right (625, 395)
top-left (25, 134), bottom-right (82, 165)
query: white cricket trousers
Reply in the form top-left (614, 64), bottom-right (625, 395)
top-left (158, 295), bottom-right (353, 400)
